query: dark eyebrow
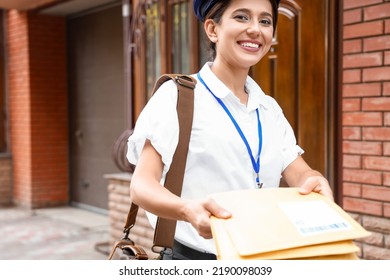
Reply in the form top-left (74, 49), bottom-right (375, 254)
top-left (233, 8), bottom-right (272, 18)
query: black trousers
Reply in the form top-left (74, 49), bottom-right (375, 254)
top-left (162, 240), bottom-right (217, 260)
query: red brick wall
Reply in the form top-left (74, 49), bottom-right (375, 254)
top-left (342, 0), bottom-right (390, 259)
top-left (7, 10), bottom-right (69, 208)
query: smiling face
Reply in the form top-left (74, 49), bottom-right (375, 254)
top-left (204, 0), bottom-right (274, 70)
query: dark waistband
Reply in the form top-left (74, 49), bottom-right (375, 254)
top-left (171, 240), bottom-right (217, 260)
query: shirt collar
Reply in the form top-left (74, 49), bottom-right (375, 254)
top-left (198, 62), bottom-right (270, 112)
top-left (198, 62), bottom-right (231, 99)
top-left (246, 76), bottom-right (270, 111)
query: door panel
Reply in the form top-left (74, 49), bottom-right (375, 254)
top-left (68, 5), bottom-right (124, 209)
top-left (252, 0), bottom-right (327, 178)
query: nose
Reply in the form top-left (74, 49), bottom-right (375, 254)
top-left (247, 21), bottom-right (261, 37)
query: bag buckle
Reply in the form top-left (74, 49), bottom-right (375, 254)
top-left (175, 75), bottom-right (196, 89)
top-left (122, 225), bottom-right (134, 242)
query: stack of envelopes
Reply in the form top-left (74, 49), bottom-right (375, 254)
top-left (210, 188), bottom-right (370, 260)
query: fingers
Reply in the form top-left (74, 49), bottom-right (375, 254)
top-left (298, 176), bottom-right (316, 195)
top-left (195, 210), bottom-right (214, 239)
top-left (204, 198), bottom-right (232, 219)
top-left (184, 198), bottom-right (231, 239)
top-left (197, 198), bottom-right (231, 239)
top-left (299, 176), bottom-right (334, 201)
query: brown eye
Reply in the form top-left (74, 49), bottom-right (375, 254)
top-left (260, 19), bottom-right (272, 26)
top-left (234, 14), bottom-right (249, 21)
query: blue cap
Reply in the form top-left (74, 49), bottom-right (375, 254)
top-left (193, 0), bottom-right (281, 22)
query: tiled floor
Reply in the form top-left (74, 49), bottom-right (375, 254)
top-left (0, 206), bottom-right (110, 260)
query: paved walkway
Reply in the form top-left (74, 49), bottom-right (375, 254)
top-left (0, 206), bottom-right (110, 260)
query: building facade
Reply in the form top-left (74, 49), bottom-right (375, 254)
top-left (341, 0), bottom-right (390, 259)
top-left (0, 0), bottom-right (389, 259)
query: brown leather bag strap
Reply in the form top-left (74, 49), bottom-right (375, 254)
top-left (122, 74), bottom-right (196, 251)
top-left (153, 75), bottom-right (195, 251)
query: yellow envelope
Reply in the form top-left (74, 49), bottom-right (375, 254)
top-left (210, 188), bottom-right (370, 259)
top-left (292, 253), bottom-right (360, 260)
top-left (211, 216), bottom-right (360, 260)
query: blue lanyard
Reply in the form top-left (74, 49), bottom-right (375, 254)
top-left (197, 73), bottom-right (263, 188)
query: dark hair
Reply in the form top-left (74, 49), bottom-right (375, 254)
top-left (204, 0), bottom-right (279, 60)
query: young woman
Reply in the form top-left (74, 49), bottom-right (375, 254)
top-left (127, 0), bottom-right (333, 260)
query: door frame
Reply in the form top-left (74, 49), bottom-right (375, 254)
top-left (332, 0), bottom-right (343, 205)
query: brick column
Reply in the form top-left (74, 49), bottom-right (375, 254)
top-left (7, 10), bottom-right (68, 208)
top-left (106, 174), bottom-right (159, 259)
top-left (342, 0), bottom-right (390, 259)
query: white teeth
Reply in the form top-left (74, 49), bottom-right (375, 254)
top-left (241, 42), bottom-right (259, 48)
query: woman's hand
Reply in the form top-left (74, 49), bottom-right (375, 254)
top-left (298, 174), bottom-right (334, 201)
top-left (283, 156), bottom-right (334, 201)
top-left (131, 140), bottom-right (231, 240)
top-left (183, 198), bottom-right (231, 239)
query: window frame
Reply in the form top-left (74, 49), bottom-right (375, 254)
top-left (131, 0), bottom-right (199, 123)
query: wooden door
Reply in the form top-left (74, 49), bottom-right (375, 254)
top-left (252, 0), bottom-right (337, 187)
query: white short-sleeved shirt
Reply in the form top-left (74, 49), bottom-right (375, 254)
top-left (127, 62), bottom-right (304, 254)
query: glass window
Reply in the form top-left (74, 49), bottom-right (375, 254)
top-left (171, 1), bottom-right (190, 74)
top-left (145, 1), bottom-right (161, 98)
top-left (135, 0), bottom-right (201, 107)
